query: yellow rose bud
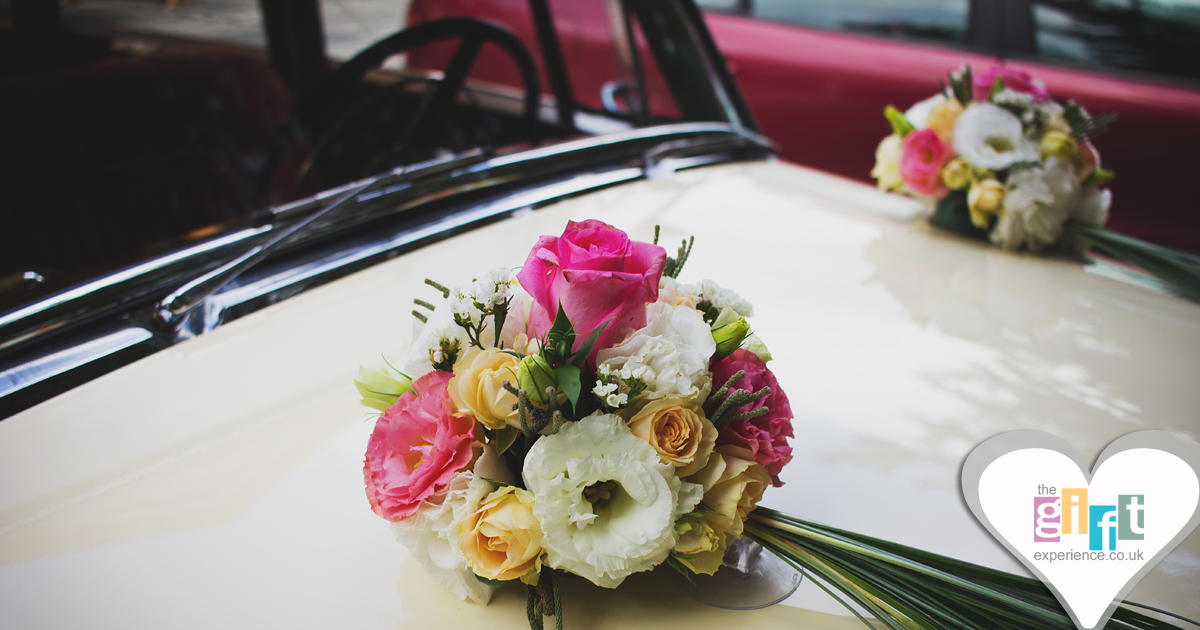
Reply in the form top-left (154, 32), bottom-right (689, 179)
top-left (928, 97), bottom-right (964, 144)
top-left (460, 485), bottom-right (543, 582)
top-left (673, 514), bottom-right (721, 568)
top-left (1039, 130), bottom-right (1078, 161)
top-left (967, 179), bottom-right (1006, 229)
top-left (1047, 112), bottom-right (1072, 134)
top-left (939, 158), bottom-right (972, 191)
top-left (673, 448), bottom-right (769, 575)
top-left (448, 347), bottom-right (520, 430)
top-left (628, 398), bottom-right (717, 477)
top-left (516, 353), bottom-right (556, 404)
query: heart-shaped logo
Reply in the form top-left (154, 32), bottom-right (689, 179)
top-left (962, 431), bottom-right (1200, 629)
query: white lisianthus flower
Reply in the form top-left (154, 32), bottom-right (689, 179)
top-left (991, 158), bottom-right (1078, 251)
top-left (953, 103), bottom-right (1039, 170)
top-left (1073, 186), bottom-right (1112, 226)
top-left (390, 471), bottom-right (495, 604)
top-left (596, 302), bottom-right (716, 403)
top-left (522, 414), bottom-right (703, 588)
top-left (904, 93), bottom-right (945, 129)
top-left (696, 279), bottom-right (754, 318)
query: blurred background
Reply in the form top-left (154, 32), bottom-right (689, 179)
top-left (2, 0), bottom-right (1198, 295)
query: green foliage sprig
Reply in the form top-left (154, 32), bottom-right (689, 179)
top-left (704, 370), bottom-right (771, 424)
top-left (653, 225), bottom-right (695, 279)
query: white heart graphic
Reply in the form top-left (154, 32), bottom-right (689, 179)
top-left (962, 431), bottom-right (1200, 630)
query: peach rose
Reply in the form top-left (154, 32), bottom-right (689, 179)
top-left (627, 398), bottom-right (717, 477)
top-left (460, 485), bottom-right (543, 582)
top-left (448, 347), bottom-right (520, 430)
top-left (673, 448), bottom-right (769, 575)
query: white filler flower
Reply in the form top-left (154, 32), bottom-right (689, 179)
top-left (523, 414), bottom-right (703, 588)
top-left (596, 302), bottom-right (716, 403)
top-left (953, 103), bottom-right (1039, 170)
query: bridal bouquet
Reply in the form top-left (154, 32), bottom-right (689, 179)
top-left (361, 220), bottom-right (787, 621)
top-left (872, 65), bottom-right (1200, 302)
top-left (357, 220), bottom-right (1183, 630)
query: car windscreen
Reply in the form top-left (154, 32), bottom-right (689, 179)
top-left (0, 0), bottom-right (744, 311)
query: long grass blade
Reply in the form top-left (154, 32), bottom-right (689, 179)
top-left (746, 507), bottom-right (1193, 630)
top-left (1067, 220), bottom-right (1200, 302)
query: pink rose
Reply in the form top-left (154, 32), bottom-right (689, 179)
top-left (364, 371), bottom-right (476, 521)
top-left (972, 65), bottom-right (1050, 102)
top-left (900, 128), bottom-right (952, 199)
top-left (516, 220), bottom-right (666, 357)
top-left (711, 349), bottom-right (794, 487)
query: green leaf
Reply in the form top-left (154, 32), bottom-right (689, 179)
top-left (568, 317), bottom-right (613, 367)
top-left (553, 365), bottom-right (582, 409)
top-left (491, 426), bottom-right (520, 455)
top-left (1083, 167), bottom-right (1115, 187)
top-left (884, 105), bottom-right (914, 138)
top-left (474, 575), bottom-right (503, 588)
top-left (545, 303), bottom-right (575, 363)
top-left (988, 76), bottom-right (1005, 101)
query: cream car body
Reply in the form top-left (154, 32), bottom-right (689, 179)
top-left (2, 157), bottom-right (1197, 628)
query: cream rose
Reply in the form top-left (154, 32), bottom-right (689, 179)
top-left (927, 97), bottom-right (963, 144)
top-left (460, 485), bottom-right (543, 583)
top-left (448, 347), bottom-right (520, 430)
top-left (871, 134), bottom-right (903, 192)
top-left (673, 447), bottom-right (769, 575)
top-left (627, 398), bottom-right (717, 477)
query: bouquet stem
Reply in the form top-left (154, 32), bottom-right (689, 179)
top-left (745, 507), bottom-right (1193, 630)
top-left (1067, 220), bottom-right (1200, 302)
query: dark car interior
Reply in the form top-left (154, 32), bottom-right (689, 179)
top-left (0, 0), bottom-right (751, 304)
top-left (0, 2), bottom-right (546, 291)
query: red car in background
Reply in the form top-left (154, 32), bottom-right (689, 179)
top-left (407, 0), bottom-right (1200, 251)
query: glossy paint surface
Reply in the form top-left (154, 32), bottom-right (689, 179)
top-left (1, 161), bottom-right (1198, 628)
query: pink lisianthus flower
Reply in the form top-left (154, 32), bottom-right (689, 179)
top-left (900, 128), bottom-right (953, 199)
top-left (516, 219), bottom-right (666, 358)
top-left (711, 349), bottom-right (794, 487)
top-left (972, 65), bottom-right (1050, 102)
top-left (364, 371), bottom-right (477, 521)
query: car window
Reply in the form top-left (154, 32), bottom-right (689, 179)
top-left (750, 0), bottom-right (970, 46)
top-left (1031, 0), bottom-right (1200, 83)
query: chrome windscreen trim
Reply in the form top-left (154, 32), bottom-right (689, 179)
top-left (0, 227), bottom-right (270, 354)
top-left (0, 326), bottom-right (153, 399)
